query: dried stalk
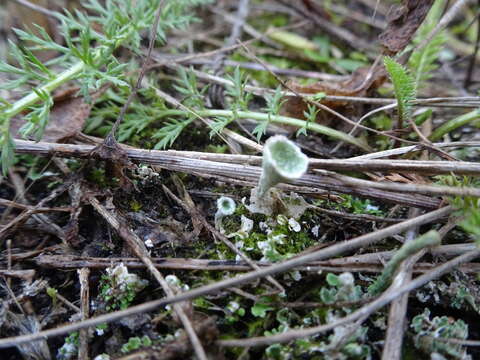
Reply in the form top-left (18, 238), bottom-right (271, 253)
top-left (78, 268), bottom-right (90, 360)
top-left (14, 140), bottom-right (480, 176)
top-left (17, 139), bottom-right (480, 208)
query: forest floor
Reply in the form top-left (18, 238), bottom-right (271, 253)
top-left (1, 1), bottom-right (480, 359)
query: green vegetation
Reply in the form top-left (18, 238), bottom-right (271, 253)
top-left (121, 336), bottom-right (152, 353)
top-left (99, 263), bottom-right (148, 311)
top-left (411, 308), bottom-right (470, 359)
top-left (1, 0), bottom-right (479, 359)
top-left (368, 230), bottom-right (441, 295)
top-left (0, 0), bottom-right (213, 173)
top-left (384, 57), bottom-right (416, 130)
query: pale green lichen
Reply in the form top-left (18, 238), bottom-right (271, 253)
top-left (215, 196), bottom-right (236, 233)
top-left (99, 263), bottom-right (148, 311)
top-left (257, 135), bottom-right (309, 199)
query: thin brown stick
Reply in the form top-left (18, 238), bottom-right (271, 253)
top-left (0, 181), bottom-right (70, 242)
top-left (0, 269), bottom-right (35, 281)
top-left (277, 0), bottom-right (373, 51)
top-left (6, 239), bottom-right (12, 287)
top-left (0, 198), bottom-right (71, 212)
top-left (309, 205), bottom-right (403, 223)
top-left (12, 139), bottom-right (468, 205)
top-left (10, 140), bottom-right (462, 208)
top-left (148, 20), bottom-right (309, 70)
top-left (109, 1), bottom-right (165, 136)
top-left (14, 140), bottom-right (480, 176)
top-left (10, 0), bottom-right (58, 18)
top-left (0, 206), bottom-right (452, 348)
top-left (180, 66), bottom-right (480, 107)
top-left (427, 336), bottom-right (480, 347)
top-left (382, 209), bottom-right (421, 360)
top-left (351, 141), bottom-right (480, 159)
top-left (56, 292), bottom-right (81, 313)
top-left (78, 268), bottom-right (90, 360)
top-left (33, 249), bottom-right (480, 274)
top-left (464, 1), bottom-right (480, 88)
top-left (314, 169), bottom-right (480, 198)
top-left (6, 169), bottom-right (66, 242)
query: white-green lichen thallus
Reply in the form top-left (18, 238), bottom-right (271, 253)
top-left (257, 135), bottom-right (308, 199)
top-left (215, 196), bottom-right (236, 233)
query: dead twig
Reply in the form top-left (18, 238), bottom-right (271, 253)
top-left (382, 208), bottom-right (421, 360)
top-left (0, 269), bottom-right (35, 282)
top-left (0, 198), bottom-right (70, 213)
top-left (10, 0), bottom-right (58, 18)
top-left (0, 180), bottom-right (70, 242)
top-left (13, 140), bottom-right (480, 176)
top-left (208, 0), bottom-right (250, 108)
top-left (32, 246), bottom-right (480, 274)
top-left (314, 168), bottom-right (480, 198)
top-left (78, 268), bottom-right (90, 360)
top-left (14, 140), bottom-right (473, 209)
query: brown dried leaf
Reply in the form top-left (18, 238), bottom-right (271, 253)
top-left (10, 88), bottom-right (93, 143)
top-left (379, 0), bottom-right (435, 55)
top-left (43, 96), bottom-right (92, 142)
top-left (281, 64), bottom-right (387, 121)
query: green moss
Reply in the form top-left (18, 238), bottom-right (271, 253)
top-left (129, 199), bottom-right (142, 212)
top-left (249, 12), bottom-right (289, 31)
top-left (121, 336), bottom-right (152, 354)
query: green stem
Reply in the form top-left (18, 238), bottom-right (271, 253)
top-left (3, 61), bottom-right (85, 120)
top-left (368, 230), bottom-right (440, 296)
top-left (2, 22), bottom-right (139, 124)
top-left (429, 109), bottom-right (480, 142)
top-left (157, 109), bottom-right (371, 152)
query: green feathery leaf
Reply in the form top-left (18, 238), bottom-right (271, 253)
top-left (409, 34), bottom-right (445, 89)
top-left (152, 118), bottom-right (192, 149)
top-left (408, 0), bottom-right (446, 89)
top-left (384, 57), bottom-right (417, 126)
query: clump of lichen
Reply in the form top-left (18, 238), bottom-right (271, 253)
top-left (411, 308), bottom-right (471, 359)
top-left (99, 263), bottom-right (148, 311)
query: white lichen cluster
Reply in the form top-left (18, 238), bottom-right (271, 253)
top-left (99, 263), bottom-right (148, 311)
top-left (257, 233), bottom-right (286, 262)
top-left (93, 354), bottom-right (110, 360)
top-left (106, 263), bottom-right (148, 293)
top-left (57, 333), bottom-right (79, 360)
top-left (57, 342), bottom-right (77, 360)
top-left (165, 274), bottom-right (190, 292)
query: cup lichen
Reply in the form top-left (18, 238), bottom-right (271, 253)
top-left (257, 135), bottom-right (309, 198)
top-left (215, 196), bottom-right (236, 233)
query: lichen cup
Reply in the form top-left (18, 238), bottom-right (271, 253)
top-left (257, 135), bottom-right (309, 198)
